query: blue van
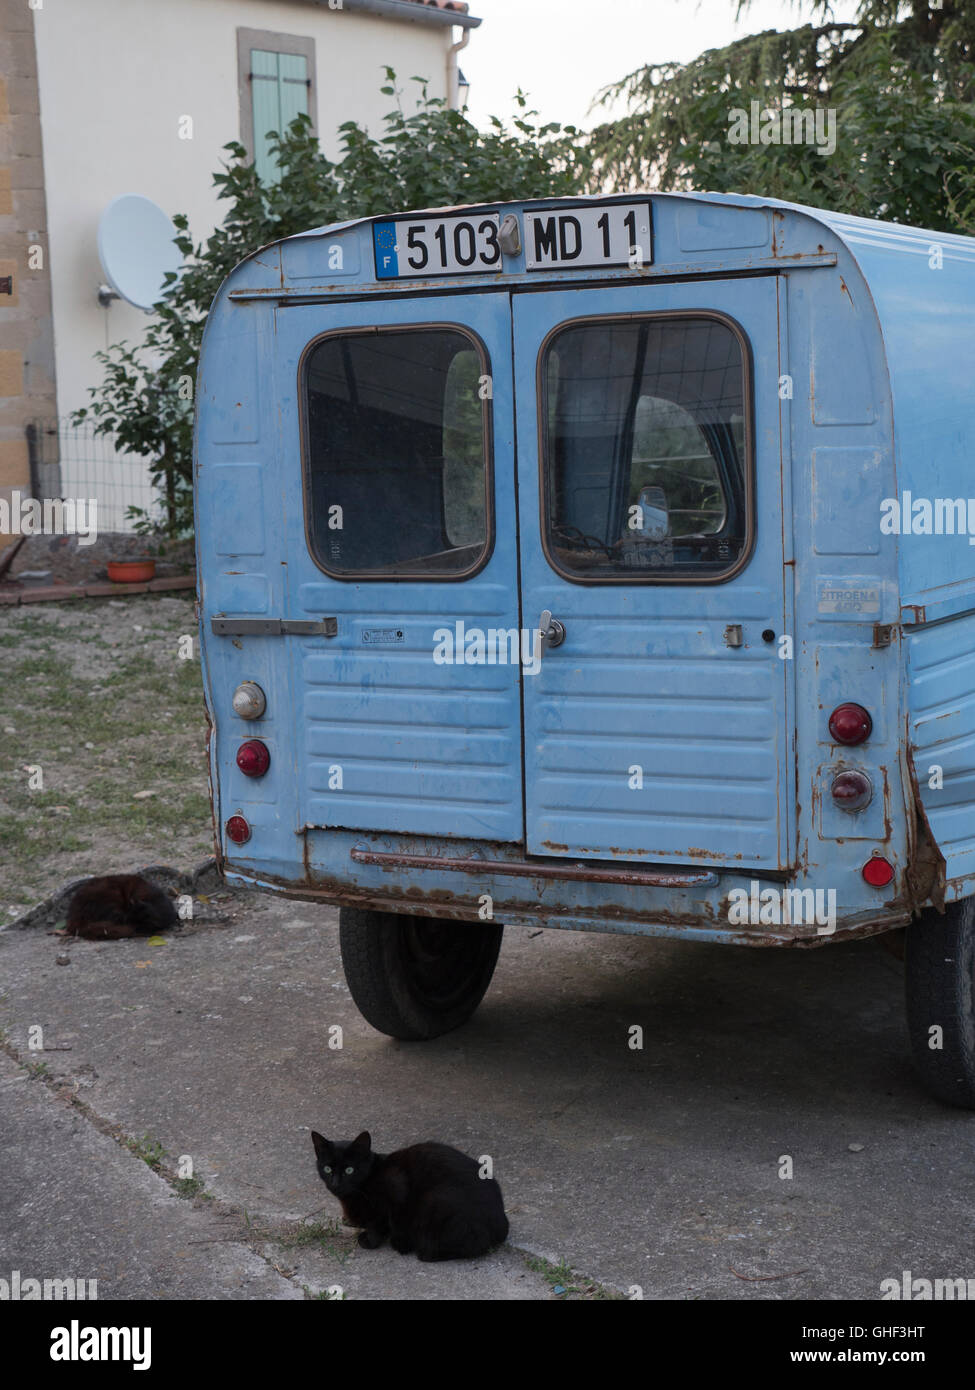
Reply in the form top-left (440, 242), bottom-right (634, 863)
top-left (195, 192), bottom-right (975, 1108)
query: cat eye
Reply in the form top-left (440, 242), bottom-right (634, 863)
top-left (322, 1165), bottom-right (331, 1173)
top-left (344, 1166), bottom-right (354, 1174)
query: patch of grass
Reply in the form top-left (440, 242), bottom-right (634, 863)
top-left (7, 652), bottom-right (72, 682)
top-left (0, 790), bottom-right (93, 859)
top-left (524, 1253), bottom-right (624, 1301)
top-left (114, 654), bottom-right (163, 682)
top-left (173, 1175), bottom-right (207, 1199)
top-left (282, 1218), bottom-right (346, 1247)
top-left (126, 1133), bottom-right (166, 1171)
top-left (276, 1217), bottom-right (353, 1264)
top-left (26, 1059), bottom-right (51, 1080)
top-left (303, 1284), bottom-right (346, 1300)
top-left (0, 614), bottom-right (67, 646)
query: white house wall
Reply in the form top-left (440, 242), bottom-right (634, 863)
top-left (33, 0), bottom-right (453, 420)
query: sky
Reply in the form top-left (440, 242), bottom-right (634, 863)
top-left (462, 0), bottom-right (861, 131)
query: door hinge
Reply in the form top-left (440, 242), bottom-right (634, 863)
top-left (210, 616), bottom-right (338, 637)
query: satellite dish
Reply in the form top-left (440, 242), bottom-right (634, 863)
top-left (97, 194), bottom-right (182, 310)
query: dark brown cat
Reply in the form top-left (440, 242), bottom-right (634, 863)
top-left (311, 1130), bottom-right (509, 1261)
top-left (65, 874), bottom-right (179, 941)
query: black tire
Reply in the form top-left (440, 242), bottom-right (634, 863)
top-left (339, 908), bottom-right (503, 1040)
top-left (905, 896), bottom-right (975, 1108)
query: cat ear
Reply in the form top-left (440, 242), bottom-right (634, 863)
top-left (311, 1131), bottom-right (330, 1159)
top-left (352, 1131), bottom-right (371, 1152)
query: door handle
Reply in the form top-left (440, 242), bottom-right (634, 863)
top-left (210, 617), bottom-right (338, 636)
top-left (538, 609), bottom-right (566, 652)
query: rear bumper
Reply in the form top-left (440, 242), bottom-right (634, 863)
top-left (219, 828), bottom-right (915, 948)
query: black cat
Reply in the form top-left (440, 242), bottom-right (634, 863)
top-left (311, 1130), bottom-right (509, 1261)
top-left (65, 874), bottom-right (179, 941)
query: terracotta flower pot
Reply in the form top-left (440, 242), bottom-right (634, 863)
top-left (107, 559), bottom-right (156, 583)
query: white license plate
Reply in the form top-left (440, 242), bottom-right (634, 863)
top-left (524, 202), bottom-right (652, 270)
top-left (373, 213), bottom-right (502, 279)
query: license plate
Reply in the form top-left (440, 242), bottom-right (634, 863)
top-left (373, 213), bottom-right (502, 279)
top-left (524, 202), bottom-right (652, 270)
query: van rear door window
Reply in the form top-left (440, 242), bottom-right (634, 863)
top-left (302, 327), bottom-right (491, 578)
top-left (540, 316), bottom-right (751, 581)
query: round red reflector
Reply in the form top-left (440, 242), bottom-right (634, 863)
top-left (862, 856), bottom-right (894, 888)
top-left (829, 703), bottom-right (872, 745)
top-left (831, 770), bottom-right (872, 812)
top-left (236, 740), bottom-right (270, 777)
top-left (225, 815), bottom-right (251, 845)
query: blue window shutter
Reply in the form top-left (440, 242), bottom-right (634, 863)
top-left (251, 48), bottom-right (309, 184)
top-left (278, 53), bottom-right (309, 133)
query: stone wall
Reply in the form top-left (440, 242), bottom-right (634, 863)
top-left (0, 0), bottom-right (58, 555)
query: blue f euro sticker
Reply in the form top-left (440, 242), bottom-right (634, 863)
top-left (373, 221), bottom-right (399, 279)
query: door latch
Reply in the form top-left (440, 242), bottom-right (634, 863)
top-left (538, 610), bottom-right (566, 651)
top-left (210, 616), bottom-right (338, 637)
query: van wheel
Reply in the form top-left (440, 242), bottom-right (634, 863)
top-left (338, 908), bottom-right (503, 1040)
top-left (904, 897), bottom-right (975, 1108)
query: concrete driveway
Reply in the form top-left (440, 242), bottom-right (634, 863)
top-left (2, 883), bottom-right (973, 1300)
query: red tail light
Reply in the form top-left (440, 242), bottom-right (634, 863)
top-left (829, 703), bottom-right (872, 745)
top-left (226, 815), bottom-right (251, 845)
top-left (236, 740), bottom-right (270, 777)
top-left (831, 770), bottom-right (872, 811)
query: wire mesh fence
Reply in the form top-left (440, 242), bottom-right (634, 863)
top-left (27, 418), bottom-right (168, 535)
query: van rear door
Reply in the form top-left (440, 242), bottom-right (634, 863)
top-left (512, 276), bottom-right (795, 872)
top-left (277, 293), bottom-right (525, 843)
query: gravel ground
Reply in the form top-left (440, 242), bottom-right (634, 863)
top-left (0, 595), bottom-right (212, 914)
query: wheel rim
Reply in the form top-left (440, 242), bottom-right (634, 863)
top-left (397, 918), bottom-right (490, 1011)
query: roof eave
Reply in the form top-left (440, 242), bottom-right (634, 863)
top-left (301, 0), bottom-right (480, 29)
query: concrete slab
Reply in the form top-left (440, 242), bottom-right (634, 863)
top-left (1, 887), bottom-right (973, 1300)
top-left (0, 1050), bottom-right (301, 1300)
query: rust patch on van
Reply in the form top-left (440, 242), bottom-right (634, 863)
top-left (904, 738), bottom-right (946, 913)
top-left (203, 717), bottom-right (223, 876)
